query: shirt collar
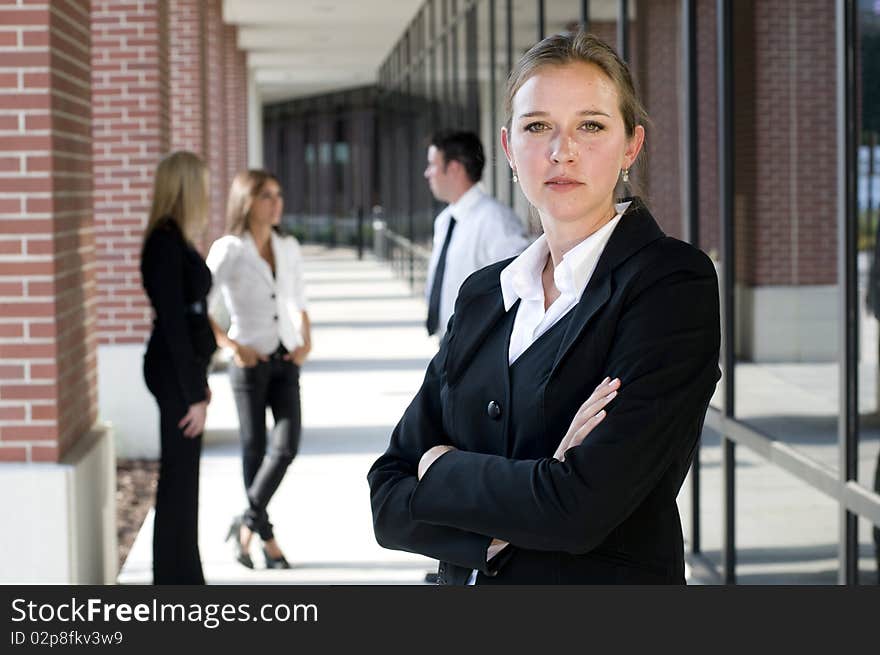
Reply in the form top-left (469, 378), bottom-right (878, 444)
top-left (499, 200), bottom-right (631, 311)
top-left (447, 184), bottom-right (483, 220)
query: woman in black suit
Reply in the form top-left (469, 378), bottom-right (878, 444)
top-left (368, 31), bottom-right (721, 584)
top-left (141, 151), bottom-right (217, 584)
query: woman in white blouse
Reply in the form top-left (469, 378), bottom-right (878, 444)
top-left (207, 170), bottom-right (311, 570)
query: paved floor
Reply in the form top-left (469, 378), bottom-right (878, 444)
top-left (118, 245), bottom-right (880, 585)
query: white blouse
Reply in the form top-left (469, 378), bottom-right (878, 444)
top-left (206, 231), bottom-right (308, 356)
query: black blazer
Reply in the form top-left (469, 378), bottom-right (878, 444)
top-left (141, 218), bottom-right (217, 406)
top-left (367, 199), bottom-right (721, 584)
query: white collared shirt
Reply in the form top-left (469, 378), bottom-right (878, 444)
top-left (464, 200), bottom-right (630, 586)
top-left (206, 231), bottom-right (308, 356)
top-left (425, 184), bottom-right (530, 338)
top-left (501, 201), bottom-right (631, 364)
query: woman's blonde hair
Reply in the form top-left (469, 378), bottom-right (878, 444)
top-left (144, 150), bottom-right (209, 243)
top-left (225, 169), bottom-right (280, 236)
top-left (505, 30), bottom-right (649, 195)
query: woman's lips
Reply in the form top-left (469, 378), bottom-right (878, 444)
top-left (545, 177), bottom-right (583, 191)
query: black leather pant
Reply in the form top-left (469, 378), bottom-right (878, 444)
top-left (144, 353), bottom-right (205, 585)
top-left (229, 348), bottom-right (301, 541)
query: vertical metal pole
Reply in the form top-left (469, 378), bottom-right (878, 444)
top-left (405, 34), bottom-right (415, 291)
top-left (538, 0), bottom-right (545, 40)
top-left (442, 0), bottom-right (449, 126)
top-left (717, 0), bottom-right (736, 585)
top-left (837, 0), bottom-right (859, 586)
top-left (581, 0), bottom-right (590, 30)
top-left (870, 132), bottom-right (877, 242)
top-left (617, 0), bottom-right (629, 62)
top-left (489, 0), bottom-right (497, 197)
top-left (683, 0), bottom-right (701, 554)
top-left (506, 0), bottom-right (514, 207)
top-left (357, 206), bottom-right (364, 260)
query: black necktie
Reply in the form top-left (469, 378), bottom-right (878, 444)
top-left (426, 216), bottom-right (456, 335)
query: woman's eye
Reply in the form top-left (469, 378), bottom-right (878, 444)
top-left (524, 122), bottom-right (549, 133)
top-left (581, 121), bottom-right (604, 133)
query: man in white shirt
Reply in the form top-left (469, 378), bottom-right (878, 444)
top-left (423, 131), bottom-right (530, 339)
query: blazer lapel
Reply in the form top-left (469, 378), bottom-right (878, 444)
top-left (445, 286), bottom-right (506, 386)
top-left (242, 232), bottom-right (275, 288)
top-left (551, 198), bottom-right (665, 375)
top-left (270, 231), bottom-right (285, 285)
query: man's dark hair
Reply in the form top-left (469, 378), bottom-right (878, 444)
top-left (429, 130), bottom-right (485, 183)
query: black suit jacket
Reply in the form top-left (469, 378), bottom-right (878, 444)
top-left (141, 218), bottom-right (217, 406)
top-left (367, 199), bottom-right (721, 584)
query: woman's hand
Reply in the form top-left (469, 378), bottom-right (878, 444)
top-left (418, 444), bottom-right (456, 480)
top-left (233, 342), bottom-right (268, 368)
top-left (178, 400), bottom-right (208, 438)
top-left (553, 377), bottom-right (621, 462)
top-left (285, 344), bottom-right (310, 366)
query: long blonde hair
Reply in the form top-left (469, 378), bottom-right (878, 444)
top-left (225, 169), bottom-right (280, 236)
top-left (143, 151), bottom-right (209, 243)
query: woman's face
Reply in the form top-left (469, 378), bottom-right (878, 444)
top-left (502, 62), bottom-right (644, 229)
top-left (249, 179), bottom-right (283, 228)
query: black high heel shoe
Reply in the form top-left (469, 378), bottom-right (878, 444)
top-left (262, 546), bottom-right (291, 570)
top-left (225, 517), bottom-right (254, 569)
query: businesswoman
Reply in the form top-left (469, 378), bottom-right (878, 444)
top-left (207, 170), bottom-right (311, 570)
top-left (141, 151), bottom-right (216, 584)
top-left (368, 31), bottom-right (721, 584)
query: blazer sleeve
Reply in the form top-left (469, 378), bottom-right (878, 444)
top-left (367, 316), bottom-right (496, 572)
top-left (408, 250), bottom-right (722, 555)
top-left (142, 230), bottom-right (208, 406)
top-left (288, 237), bottom-right (308, 310)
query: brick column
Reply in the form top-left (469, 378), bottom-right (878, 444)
top-left (633, 0), bottom-right (682, 239)
top-left (91, 0), bottom-right (170, 458)
top-left (0, 0), bottom-right (97, 463)
top-left (224, 23), bottom-right (241, 192)
top-left (204, 0), bottom-right (227, 243)
top-left (696, 0), bottom-right (719, 256)
top-left (91, 0), bottom-right (169, 345)
top-left (747, 0), bottom-right (836, 287)
top-left (0, 0), bottom-right (115, 584)
top-left (730, 0), bottom-right (837, 361)
top-left (169, 0), bottom-right (203, 155)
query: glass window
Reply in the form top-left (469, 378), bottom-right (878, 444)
top-left (732, 2), bottom-right (840, 475)
top-left (494, 0), bottom-right (513, 208)
top-left (856, 0), bottom-right (880, 583)
top-left (545, 0), bottom-right (581, 36)
top-left (511, 0), bottom-right (538, 226)
top-left (478, 0), bottom-right (497, 196)
top-left (583, 0), bottom-right (617, 53)
top-left (462, 3), bottom-right (479, 134)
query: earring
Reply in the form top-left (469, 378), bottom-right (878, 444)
top-left (512, 171), bottom-right (518, 183)
top-left (621, 168), bottom-right (630, 183)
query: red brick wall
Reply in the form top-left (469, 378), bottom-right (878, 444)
top-left (169, 0), bottom-right (203, 155)
top-left (0, 0), bottom-right (97, 463)
top-left (696, 0), bottom-right (720, 257)
top-left (747, 0), bottom-right (837, 286)
top-left (91, 0), bottom-right (170, 345)
top-left (633, 0), bottom-right (682, 239)
top-left (203, 0), bottom-right (227, 247)
top-left (224, 23), bottom-right (242, 206)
